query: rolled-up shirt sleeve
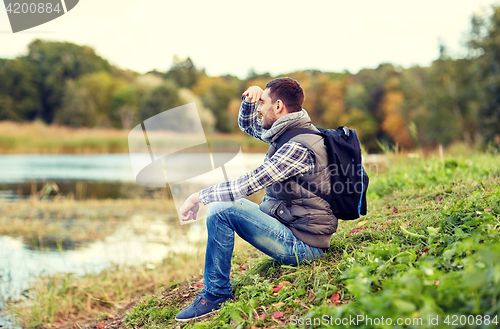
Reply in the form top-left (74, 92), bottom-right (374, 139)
top-left (198, 141), bottom-right (315, 205)
top-left (238, 98), bottom-right (264, 141)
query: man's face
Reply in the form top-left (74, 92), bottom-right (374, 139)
top-left (257, 88), bottom-right (278, 130)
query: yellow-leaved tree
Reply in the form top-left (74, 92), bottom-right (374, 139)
top-left (378, 77), bottom-right (414, 148)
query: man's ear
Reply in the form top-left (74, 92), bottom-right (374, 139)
top-left (275, 99), bottom-right (286, 115)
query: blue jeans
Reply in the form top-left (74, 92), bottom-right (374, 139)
top-left (203, 198), bottom-right (325, 297)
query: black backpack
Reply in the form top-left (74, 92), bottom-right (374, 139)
top-left (276, 126), bottom-right (369, 220)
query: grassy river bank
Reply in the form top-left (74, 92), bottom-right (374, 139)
top-left (0, 194), bottom-right (262, 329)
top-left (2, 150), bottom-right (499, 328)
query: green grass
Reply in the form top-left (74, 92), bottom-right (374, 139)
top-left (121, 152), bottom-right (500, 329)
top-left (6, 151), bottom-right (499, 328)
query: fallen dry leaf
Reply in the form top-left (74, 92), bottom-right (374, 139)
top-left (272, 285), bottom-right (283, 293)
top-left (349, 227), bottom-right (366, 234)
top-left (272, 311), bottom-right (284, 319)
top-left (329, 293), bottom-right (340, 301)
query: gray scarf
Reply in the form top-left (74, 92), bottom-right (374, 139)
top-left (261, 109), bottom-right (312, 144)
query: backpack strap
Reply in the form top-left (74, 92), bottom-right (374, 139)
top-left (275, 127), bottom-right (330, 208)
top-left (275, 127), bottom-right (323, 151)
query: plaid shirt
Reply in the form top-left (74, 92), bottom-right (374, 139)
top-left (198, 98), bottom-right (315, 205)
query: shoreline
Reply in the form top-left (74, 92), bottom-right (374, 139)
top-left (0, 195), bottom-right (264, 329)
top-left (0, 121), bottom-right (269, 155)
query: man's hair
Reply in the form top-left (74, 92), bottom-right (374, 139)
top-left (265, 78), bottom-right (305, 113)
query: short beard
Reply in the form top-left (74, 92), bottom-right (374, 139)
top-left (262, 117), bottom-right (276, 130)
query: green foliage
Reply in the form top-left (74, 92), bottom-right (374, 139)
top-left (110, 84), bottom-right (139, 129)
top-left (0, 58), bottom-right (41, 121)
top-left (55, 79), bottom-right (96, 127)
top-left (139, 81), bottom-right (181, 124)
top-left (468, 6), bottom-right (500, 143)
top-left (115, 152), bottom-right (500, 329)
top-left (412, 56), bottom-right (477, 147)
top-left (55, 71), bottom-right (129, 128)
top-left (200, 79), bottom-right (240, 133)
top-left (125, 295), bottom-right (178, 328)
top-left (165, 56), bottom-right (201, 89)
top-left (24, 39), bottom-right (112, 123)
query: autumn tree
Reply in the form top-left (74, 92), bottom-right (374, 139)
top-left (467, 6), bottom-right (500, 145)
top-left (55, 71), bottom-right (126, 127)
top-left (377, 76), bottom-right (414, 149)
top-left (24, 39), bottom-right (112, 123)
top-left (0, 58), bottom-right (40, 121)
top-left (314, 75), bottom-right (346, 128)
top-left (165, 56), bottom-right (201, 89)
top-left (110, 84), bottom-right (139, 130)
top-left (199, 76), bottom-right (240, 133)
top-left (139, 81), bottom-right (182, 129)
top-left (343, 82), bottom-right (378, 151)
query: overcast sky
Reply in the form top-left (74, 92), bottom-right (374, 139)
top-left (0, 0), bottom-right (498, 78)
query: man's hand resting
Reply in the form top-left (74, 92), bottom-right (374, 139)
top-left (242, 86), bottom-right (263, 103)
top-left (179, 192), bottom-right (201, 221)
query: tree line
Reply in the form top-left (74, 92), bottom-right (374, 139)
top-left (1, 7), bottom-right (499, 153)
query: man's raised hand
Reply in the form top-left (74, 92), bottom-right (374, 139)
top-left (242, 86), bottom-right (263, 103)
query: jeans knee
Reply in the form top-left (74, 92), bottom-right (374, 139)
top-left (206, 201), bottom-right (232, 218)
top-left (206, 210), bottom-right (216, 229)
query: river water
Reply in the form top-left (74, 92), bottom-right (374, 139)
top-left (0, 153), bottom-right (266, 328)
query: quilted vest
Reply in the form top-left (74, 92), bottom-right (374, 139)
top-left (259, 124), bottom-right (337, 249)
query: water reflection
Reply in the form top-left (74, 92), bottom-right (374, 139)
top-left (0, 216), bottom-right (207, 328)
top-left (0, 154), bottom-right (135, 183)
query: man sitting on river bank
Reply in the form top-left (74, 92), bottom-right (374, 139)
top-left (175, 77), bottom-right (336, 321)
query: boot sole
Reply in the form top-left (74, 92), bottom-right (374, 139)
top-left (175, 309), bottom-right (215, 322)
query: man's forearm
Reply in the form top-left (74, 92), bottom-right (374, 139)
top-left (198, 141), bottom-right (315, 205)
top-left (238, 99), bottom-right (263, 140)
